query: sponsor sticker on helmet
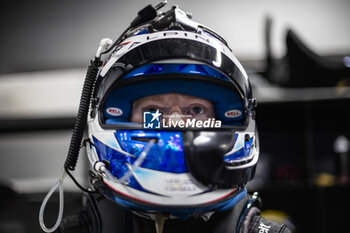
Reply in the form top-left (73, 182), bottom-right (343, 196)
top-left (224, 109), bottom-right (242, 118)
top-left (106, 107), bottom-right (123, 116)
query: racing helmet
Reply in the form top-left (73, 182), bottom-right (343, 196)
top-left (86, 5), bottom-right (259, 218)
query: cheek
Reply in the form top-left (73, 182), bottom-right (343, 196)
top-left (192, 114), bottom-right (210, 121)
top-left (206, 108), bottom-right (215, 118)
top-left (131, 113), bottom-right (142, 123)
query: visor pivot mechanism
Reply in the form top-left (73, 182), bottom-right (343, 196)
top-left (94, 161), bottom-right (106, 174)
top-left (92, 139), bottom-right (155, 184)
top-left (93, 161), bottom-right (127, 184)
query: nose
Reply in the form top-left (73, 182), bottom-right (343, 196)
top-left (167, 106), bottom-right (184, 123)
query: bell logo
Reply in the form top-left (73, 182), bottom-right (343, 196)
top-left (106, 107), bottom-right (123, 116)
top-left (224, 109), bottom-right (242, 118)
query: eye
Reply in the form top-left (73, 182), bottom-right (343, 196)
top-left (189, 105), bottom-right (204, 115)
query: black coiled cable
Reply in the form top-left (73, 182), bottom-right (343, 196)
top-left (64, 59), bottom-right (101, 171)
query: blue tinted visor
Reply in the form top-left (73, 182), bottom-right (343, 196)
top-left (100, 64), bottom-right (246, 128)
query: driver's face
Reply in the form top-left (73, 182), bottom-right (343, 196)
top-left (130, 92), bottom-right (215, 123)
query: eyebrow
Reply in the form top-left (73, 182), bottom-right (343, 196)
top-left (132, 93), bottom-right (215, 110)
top-left (132, 97), bottom-right (165, 113)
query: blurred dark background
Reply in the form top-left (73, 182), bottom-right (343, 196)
top-left (0, 0), bottom-right (349, 233)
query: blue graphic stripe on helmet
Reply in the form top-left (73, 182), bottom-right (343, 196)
top-left (92, 136), bottom-right (150, 193)
top-left (223, 136), bottom-right (253, 163)
top-left (115, 130), bottom-right (188, 173)
top-left (121, 64), bottom-right (231, 82)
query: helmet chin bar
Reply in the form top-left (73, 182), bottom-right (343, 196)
top-left (183, 130), bottom-right (257, 189)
